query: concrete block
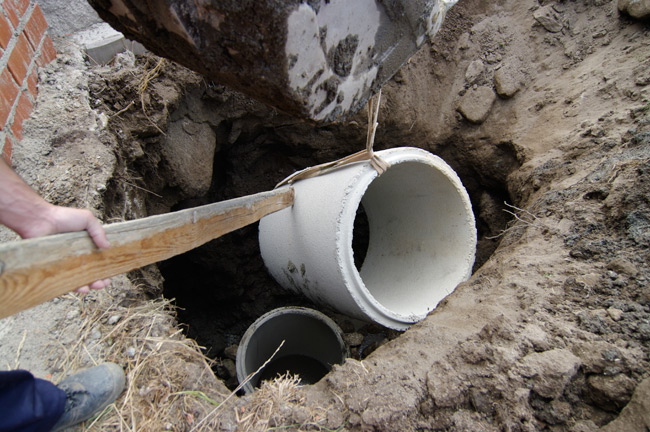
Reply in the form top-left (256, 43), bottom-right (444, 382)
top-left (86, 0), bottom-right (459, 123)
top-left (73, 23), bottom-right (147, 65)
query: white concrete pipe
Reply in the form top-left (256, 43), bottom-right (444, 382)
top-left (236, 307), bottom-right (348, 393)
top-left (259, 147), bottom-right (476, 330)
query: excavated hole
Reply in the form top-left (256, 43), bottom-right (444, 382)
top-left (104, 84), bottom-right (521, 390)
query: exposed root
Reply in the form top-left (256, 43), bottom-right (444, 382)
top-left (137, 57), bottom-right (166, 135)
top-left (486, 201), bottom-right (539, 240)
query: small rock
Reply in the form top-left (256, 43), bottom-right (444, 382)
top-left (548, 400), bottom-right (572, 425)
top-left (457, 86), bottom-right (497, 124)
top-left (600, 378), bottom-right (650, 431)
top-left (531, 397), bottom-right (572, 425)
top-left (222, 359), bottom-right (237, 378)
top-left (607, 307), bottom-right (624, 321)
top-left (66, 309), bottom-right (80, 320)
top-left (107, 315), bottom-right (121, 325)
top-left (465, 59), bottom-right (485, 84)
top-left (607, 257), bottom-right (638, 277)
top-left (469, 388), bottom-right (493, 414)
top-left (343, 332), bottom-right (364, 347)
top-left (521, 323), bottom-right (551, 351)
top-left (126, 346), bottom-right (137, 357)
top-left (618, 0), bottom-right (650, 19)
top-left (571, 420), bottom-right (599, 432)
top-left (519, 349), bottom-right (581, 399)
top-left (573, 341), bottom-right (627, 375)
top-left (426, 366), bottom-right (466, 408)
top-left (591, 308), bottom-right (609, 320)
top-left (494, 67), bottom-right (520, 98)
top-left (457, 32), bottom-right (471, 50)
top-left (90, 327), bottom-right (102, 341)
top-left (576, 273), bottom-right (601, 288)
top-left (224, 344), bottom-right (238, 360)
top-left (587, 374), bottom-right (636, 411)
top-left (533, 5), bottom-right (563, 33)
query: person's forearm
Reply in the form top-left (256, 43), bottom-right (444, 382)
top-left (0, 158), bottom-right (111, 292)
top-left (0, 158), bottom-right (55, 238)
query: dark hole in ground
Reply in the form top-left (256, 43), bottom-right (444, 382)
top-left (353, 205), bottom-right (370, 271)
top-left (101, 81), bottom-right (521, 390)
top-left (157, 133), bottom-right (519, 390)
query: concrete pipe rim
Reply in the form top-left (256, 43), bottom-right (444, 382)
top-left (337, 147), bottom-right (477, 329)
top-left (235, 306), bottom-right (349, 394)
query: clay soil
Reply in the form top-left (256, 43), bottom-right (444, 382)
top-left (1, 0), bottom-right (649, 431)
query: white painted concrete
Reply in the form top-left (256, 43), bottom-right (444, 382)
top-left (284, 0), bottom-right (457, 122)
top-left (285, 0), bottom-right (380, 121)
top-left (72, 23), bottom-right (146, 65)
top-left (259, 147), bottom-right (476, 330)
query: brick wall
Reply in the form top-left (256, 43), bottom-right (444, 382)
top-left (0, 0), bottom-right (56, 164)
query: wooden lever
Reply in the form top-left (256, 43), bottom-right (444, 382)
top-left (0, 186), bottom-right (294, 319)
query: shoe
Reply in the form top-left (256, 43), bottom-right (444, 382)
top-left (51, 362), bottom-right (126, 431)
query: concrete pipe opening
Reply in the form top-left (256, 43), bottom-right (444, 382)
top-left (259, 147), bottom-right (477, 330)
top-left (236, 307), bottom-right (348, 394)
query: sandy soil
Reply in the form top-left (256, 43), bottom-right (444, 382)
top-left (1, 0), bottom-right (649, 431)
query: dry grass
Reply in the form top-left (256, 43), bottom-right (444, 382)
top-left (48, 281), bottom-right (344, 432)
top-left (137, 57), bottom-right (166, 135)
top-left (235, 374), bottom-right (304, 431)
top-left (235, 374), bottom-right (346, 432)
top-left (51, 278), bottom-right (234, 431)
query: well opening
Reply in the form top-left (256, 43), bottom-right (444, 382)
top-left (357, 160), bottom-right (475, 319)
top-left (100, 77), bottom-right (521, 389)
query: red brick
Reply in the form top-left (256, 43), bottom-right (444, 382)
top-left (13, 0), bottom-right (29, 17)
top-left (7, 33), bottom-right (33, 85)
top-left (4, 3), bottom-right (19, 27)
top-left (36, 34), bottom-right (55, 66)
top-left (0, 12), bottom-right (12, 49)
top-left (26, 67), bottom-right (37, 97)
top-left (0, 69), bottom-right (19, 129)
top-left (10, 91), bottom-right (33, 140)
top-left (2, 135), bottom-right (12, 164)
top-left (24, 4), bottom-right (48, 50)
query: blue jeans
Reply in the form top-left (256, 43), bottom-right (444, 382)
top-left (0, 370), bottom-right (65, 432)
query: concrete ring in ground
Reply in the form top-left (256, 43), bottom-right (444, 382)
top-left (259, 147), bottom-right (477, 330)
top-left (236, 307), bottom-right (348, 393)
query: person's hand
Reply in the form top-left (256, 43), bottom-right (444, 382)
top-left (0, 159), bottom-right (111, 293)
top-left (22, 204), bottom-right (112, 293)
top-left (23, 204), bottom-right (110, 249)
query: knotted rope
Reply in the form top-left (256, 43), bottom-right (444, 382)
top-left (276, 89), bottom-right (389, 188)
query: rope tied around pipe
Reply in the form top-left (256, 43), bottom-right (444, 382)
top-left (275, 90), bottom-right (389, 188)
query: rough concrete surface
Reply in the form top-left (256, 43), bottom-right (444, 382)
top-left (85, 0), bottom-right (458, 123)
top-left (38, 0), bottom-right (102, 36)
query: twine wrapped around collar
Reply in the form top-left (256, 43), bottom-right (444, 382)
top-left (276, 89), bottom-right (389, 188)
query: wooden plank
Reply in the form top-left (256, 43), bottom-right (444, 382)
top-left (0, 186), bottom-right (294, 319)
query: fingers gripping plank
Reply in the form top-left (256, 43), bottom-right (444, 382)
top-left (0, 187), bottom-right (294, 319)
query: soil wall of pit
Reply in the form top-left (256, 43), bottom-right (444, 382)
top-left (88, 0), bottom-right (650, 429)
top-left (93, 53), bottom-right (517, 369)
